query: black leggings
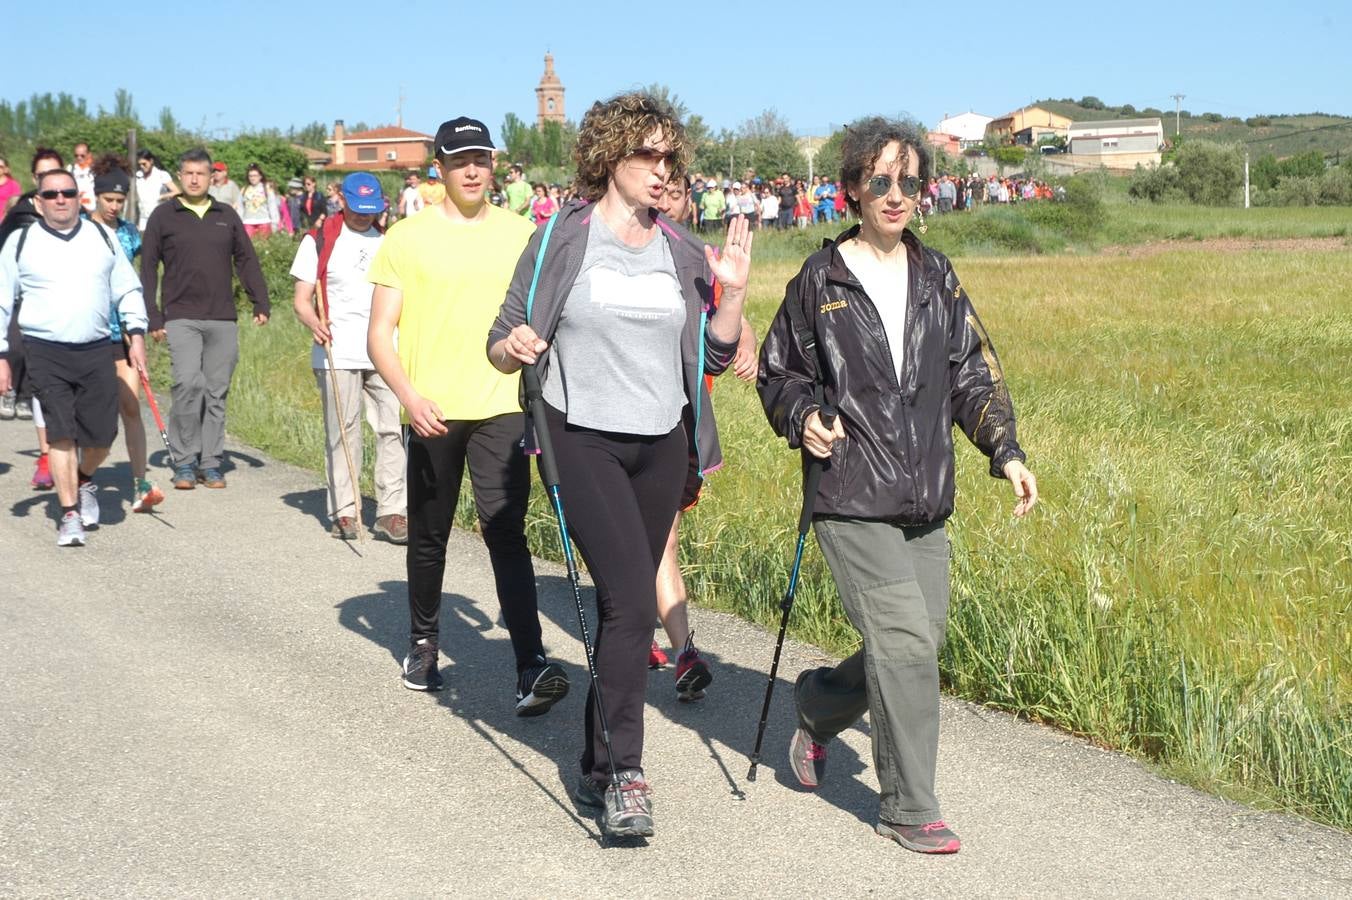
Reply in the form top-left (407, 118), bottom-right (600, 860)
top-left (406, 412), bottom-right (543, 672)
top-left (543, 404), bottom-right (686, 782)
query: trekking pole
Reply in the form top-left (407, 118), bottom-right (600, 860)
top-left (747, 405), bottom-right (837, 782)
top-left (315, 280), bottom-right (365, 543)
top-left (522, 363), bottom-right (622, 795)
top-left (138, 368), bottom-right (177, 471)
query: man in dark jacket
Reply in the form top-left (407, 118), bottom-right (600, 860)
top-left (141, 147), bottom-right (269, 490)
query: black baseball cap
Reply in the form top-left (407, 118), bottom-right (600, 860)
top-left (434, 117), bottom-right (495, 156)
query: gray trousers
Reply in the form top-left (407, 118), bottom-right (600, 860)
top-left (313, 368), bottom-right (406, 520)
top-left (166, 319), bottom-right (239, 470)
top-left (796, 518), bottom-right (950, 825)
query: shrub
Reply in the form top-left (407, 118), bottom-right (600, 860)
top-left (1246, 116), bottom-right (1273, 127)
top-left (1173, 141), bottom-right (1244, 205)
top-left (993, 145), bottom-right (1026, 168)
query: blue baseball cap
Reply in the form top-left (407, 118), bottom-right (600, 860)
top-left (342, 172), bottom-right (384, 214)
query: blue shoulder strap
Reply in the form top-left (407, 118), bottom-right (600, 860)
top-left (524, 212), bottom-right (560, 324)
top-left (693, 305), bottom-right (708, 474)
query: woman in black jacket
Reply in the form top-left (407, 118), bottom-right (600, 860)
top-left (758, 117), bottom-right (1037, 855)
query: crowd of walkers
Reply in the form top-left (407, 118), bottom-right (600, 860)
top-left (1, 94), bottom-right (1037, 852)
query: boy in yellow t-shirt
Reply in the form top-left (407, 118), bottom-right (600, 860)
top-left (367, 116), bottom-right (569, 715)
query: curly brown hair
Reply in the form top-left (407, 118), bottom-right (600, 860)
top-left (573, 91), bottom-right (687, 202)
top-left (840, 116), bottom-right (931, 216)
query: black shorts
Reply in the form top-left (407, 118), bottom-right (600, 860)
top-left (23, 337), bottom-right (119, 446)
top-left (109, 338), bottom-right (130, 365)
top-left (679, 452), bottom-right (704, 511)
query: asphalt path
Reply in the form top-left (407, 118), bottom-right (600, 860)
top-left (1, 415), bottom-right (1349, 898)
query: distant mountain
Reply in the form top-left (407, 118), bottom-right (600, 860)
top-left (1031, 98), bottom-right (1352, 161)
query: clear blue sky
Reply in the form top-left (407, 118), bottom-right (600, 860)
top-left (5, 0), bottom-right (1348, 139)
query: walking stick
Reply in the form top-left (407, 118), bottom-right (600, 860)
top-left (138, 368), bottom-right (177, 471)
top-left (521, 364), bottom-right (626, 810)
top-left (747, 405), bottom-right (837, 782)
top-left (315, 280), bottom-right (365, 543)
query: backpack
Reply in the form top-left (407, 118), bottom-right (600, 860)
top-left (11, 218), bottom-right (117, 311)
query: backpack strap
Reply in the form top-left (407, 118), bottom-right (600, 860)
top-left (88, 220), bottom-right (117, 255)
top-left (13, 223), bottom-right (32, 265)
top-left (524, 211), bottom-right (559, 324)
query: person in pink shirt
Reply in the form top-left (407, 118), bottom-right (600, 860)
top-left (528, 182), bottom-right (557, 225)
top-left (0, 157), bottom-right (22, 212)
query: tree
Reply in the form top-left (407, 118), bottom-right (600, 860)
top-left (1080, 96), bottom-right (1106, 110)
top-left (113, 88), bottom-right (137, 122)
top-left (158, 107), bottom-right (179, 137)
top-left (1172, 140), bottom-right (1243, 205)
top-left (210, 134), bottom-right (307, 182)
top-left (500, 112), bottom-right (535, 165)
top-left (810, 129), bottom-right (846, 183)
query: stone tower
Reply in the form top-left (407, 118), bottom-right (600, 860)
top-left (536, 53), bottom-right (565, 128)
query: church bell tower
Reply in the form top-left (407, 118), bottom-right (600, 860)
top-left (536, 53), bottom-right (565, 128)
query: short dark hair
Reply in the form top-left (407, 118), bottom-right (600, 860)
top-left (839, 116), bottom-right (931, 216)
top-left (178, 147), bottom-right (212, 169)
top-left (37, 169), bottom-right (76, 189)
top-left (137, 149), bottom-right (157, 165)
top-left (30, 146), bottom-right (64, 174)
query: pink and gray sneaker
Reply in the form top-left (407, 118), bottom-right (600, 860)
top-left (876, 820), bottom-right (962, 854)
top-left (648, 640), bottom-right (669, 669)
top-left (789, 726), bottom-right (828, 789)
top-left (673, 632), bottom-right (712, 701)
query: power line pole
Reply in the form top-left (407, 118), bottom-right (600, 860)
top-left (1171, 93), bottom-right (1186, 137)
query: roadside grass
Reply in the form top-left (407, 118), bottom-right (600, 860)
top-left (180, 228), bottom-right (1350, 832)
top-left (747, 198), bottom-right (1351, 260)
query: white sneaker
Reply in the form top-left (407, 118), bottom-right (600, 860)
top-left (78, 481), bottom-right (100, 527)
top-left (57, 511), bottom-right (86, 547)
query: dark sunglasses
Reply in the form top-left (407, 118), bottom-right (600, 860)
top-left (39, 188), bottom-right (79, 200)
top-left (865, 174), bottom-right (923, 198)
top-left (628, 147), bottom-right (678, 169)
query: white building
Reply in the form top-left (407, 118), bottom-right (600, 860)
top-left (1066, 118), bottom-right (1165, 156)
top-left (935, 112), bottom-right (993, 148)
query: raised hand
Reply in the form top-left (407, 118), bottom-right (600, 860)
top-left (706, 214), bottom-right (753, 295)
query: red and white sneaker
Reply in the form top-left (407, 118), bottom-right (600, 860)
top-left (789, 727), bottom-right (828, 789)
top-left (132, 479), bottom-right (165, 513)
top-left (648, 640), bottom-right (669, 670)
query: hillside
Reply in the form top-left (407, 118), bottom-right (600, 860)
top-left (1032, 98), bottom-right (1352, 161)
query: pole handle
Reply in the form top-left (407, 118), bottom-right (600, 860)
top-left (522, 365), bottom-right (560, 488)
top-left (797, 405), bottom-right (837, 535)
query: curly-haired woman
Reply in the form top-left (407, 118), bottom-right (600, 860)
top-left (759, 117), bottom-right (1037, 854)
top-left (488, 91), bottom-right (751, 839)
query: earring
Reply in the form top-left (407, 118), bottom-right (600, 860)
top-left (914, 208), bottom-right (927, 235)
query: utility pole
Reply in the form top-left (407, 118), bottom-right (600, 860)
top-left (1171, 93), bottom-right (1185, 137)
top-left (396, 85), bottom-right (406, 128)
top-left (1244, 150), bottom-right (1250, 209)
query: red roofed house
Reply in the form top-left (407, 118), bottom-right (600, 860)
top-left (325, 120), bottom-right (434, 170)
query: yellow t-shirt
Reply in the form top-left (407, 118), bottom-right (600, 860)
top-left (367, 205), bottom-right (535, 422)
top-left (418, 182), bottom-right (446, 206)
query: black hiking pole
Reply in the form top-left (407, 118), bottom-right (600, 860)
top-left (747, 405), bottom-right (837, 782)
top-left (521, 364), bottom-right (624, 798)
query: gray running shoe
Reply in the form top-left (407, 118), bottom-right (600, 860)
top-left (57, 511), bottom-right (86, 547)
top-left (602, 770), bottom-right (654, 838)
top-left (78, 481), bottom-right (100, 527)
top-left (0, 391), bottom-right (15, 419)
top-left (876, 819), bottom-right (961, 854)
top-left (14, 398), bottom-right (32, 420)
top-left (789, 726), bottom-right (828, 789)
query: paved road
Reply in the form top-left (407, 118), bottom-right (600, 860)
top-left (1, 417), bottom-right (1349, 899)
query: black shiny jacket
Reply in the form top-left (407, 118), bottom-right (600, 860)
top-left (758, 225), bottom-right (1025, 524)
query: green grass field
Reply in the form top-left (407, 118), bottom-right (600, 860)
top-left (178, 205), bottom-right (1352, 831)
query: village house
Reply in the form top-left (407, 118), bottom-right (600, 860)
top-left (935, 112), bottom-right (994, 149)
top-left (324, 120), bottom-right (434, 170)
top-left (985, 106), bottom-right (1072, 147)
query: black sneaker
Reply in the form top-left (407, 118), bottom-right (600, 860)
top-left (402, 639), bottom-right (443, 691)
top-left (515, 658), bottom-right (569, 717)
top-left (571, 773), bottom-right (606, 810)
top-left (602, 770), bottom-right (654, 838)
